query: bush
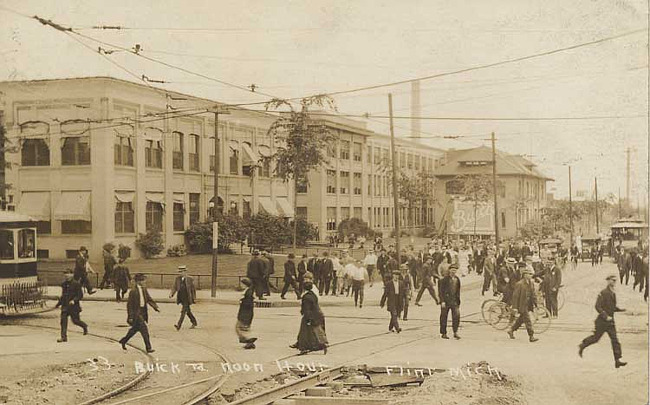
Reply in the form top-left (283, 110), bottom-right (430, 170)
top-left (248, 213), bottom-right (292, 250)
top-left (185, 213), bottom-right (248, 254)
top-left (338, 218), bottom-right (375, 239)
top-left (135, 230), bottom-right (165, 259)
top-left (290, 217), bottom-right (319, 246)
top-left (167, 244), bottom-right (187, 257)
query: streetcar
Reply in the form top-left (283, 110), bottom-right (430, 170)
top-left (0, 211), bottom-right (46, 314)
top-left (609, 218), bottom-right (648, 256)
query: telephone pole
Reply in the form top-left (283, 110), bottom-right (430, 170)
top-left (211, 107), bottom-right (229, 298)
top-left (626, 147), bottom-right (631, 206)
top-left (594, 177), bottom-right (599, 234)
top-left (618, 187), bottom-right (621, 218)
top-left (491, 132), bottom-right (500, 246)
top-left (388, 94), bottom-right (401, 265)
top-left (569, 166), bottom-right (574, 246)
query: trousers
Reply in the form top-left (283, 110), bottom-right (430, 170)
top-left (121, 317), bottom-right (152, 351)
top-left (580, 318), bottom-right (622, 361)
top-left (177, 303), bottom-right (197, 327)
top-left (351, 280), bottom-right (364, 306)
top-left (510, 310), bottom-right (534, 337)
top-left (281, 279), bottom-right (300, 299)
top-left (415, 278), bottom-right (439, 304)
top-left (389, 309), bottom-right (401, 331)
top-left (60, 307), bottom-right (87, 340)
top-left (439, 304), bottom-right (460, 335)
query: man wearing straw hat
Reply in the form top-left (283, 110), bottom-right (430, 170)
top-left (170, 265), bottom-right (198, 330)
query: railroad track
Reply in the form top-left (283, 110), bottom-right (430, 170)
top-left (14, 322), bottom-right (230, 405)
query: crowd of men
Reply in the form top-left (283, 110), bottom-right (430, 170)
top-left (614, 242), bottom-right (649, 301)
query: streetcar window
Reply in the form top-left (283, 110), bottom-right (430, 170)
top-left (0, 230), bottom-right (14, 260)
top-left (17, 229), bottom-right (36, 258)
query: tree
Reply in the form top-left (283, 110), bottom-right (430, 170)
top-left (184, 213), bottom-right (249, 253)
top-left (454, 174), bottom-right (498, 239)
top-left (265, 96), bottom-right (337, 249)
top-left (519, 219), bottom-right (556, 240)
top-left (338, 217), bottom-right (375, 239)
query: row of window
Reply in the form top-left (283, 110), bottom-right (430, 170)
top-left (22, 137), bottom-right (90, 166)
top-left (326, 140), bottom-right (440, 171)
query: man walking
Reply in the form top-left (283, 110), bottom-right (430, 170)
top-left (482, 250), bottom-right (497, 296)
top-left (543, 258), bottom-right (562, 318)
top-left (401, 264), bottom-right (413, 321)
top-left (100, 244), bottom-right (117, 290)
top-left (281, 253), bottom-right (300, 300)
top-left (170, 265), bottom-right (198, 330)
top-left (112, 257), bottom-right (131, 302)
top-left (74, 246), bottom-right (95, 295)
top-left (380, 270), bottom-right (405, 333)
top-left (319, 251), bottom-right (334, 295)
top-left (439, 263), bottom-right (461, 339)
top-left (578, 274), bottom-right (627, 368)
top-left (120, 274), bottom-right (159, 353)
top-left (350, 259), bottom-right (367, 308)
top-left (261, 250), bottom-right (275, 296)
top-left (297, 254), bottom-right (308, 296)
top-left (507, 268), bottom-right (539, 343)
top-left (363, 250), bottom-right (378, 287)
top-left (246, 250), bottom-right (266, 300)
top-left (236, 278), bottom-right (257, 349)
top-left (56, 270), bottom-right (88, 342)
top-left (415, 256), bottom-right (440, 306)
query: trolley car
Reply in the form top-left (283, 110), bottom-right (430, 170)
top-left (609, 218), bottom-right (649, 256)
top-left (0, 211), bottom-right (46, 313)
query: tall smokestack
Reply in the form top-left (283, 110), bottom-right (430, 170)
top-left (411, 80), bottom-right (421, 138)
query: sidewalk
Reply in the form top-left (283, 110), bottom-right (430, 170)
top-left (45, 274), bottom-right (485, 307)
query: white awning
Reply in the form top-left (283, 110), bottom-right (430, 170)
top-left (242, 142), bottom-right (259, 161)
top-left (115, 191), bottom-right (135, 203)
top-left (276, 197), bottom-right (294, 218)
top-left (258, 197), bottom-right (279, 216)
top-left (146, 192), bottom-right (165, 204)
top-left (143, 127), bottom-right (164, 141)
top-left (17, 192), bottom-right (50, 221)
top-left (54, 192), bottom-right (91, 221)
top-left (173, 193), bottom-right (185, 204)
top-left (242, 196), bottom-right (251, 203)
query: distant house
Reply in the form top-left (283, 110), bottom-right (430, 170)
top-left (433, 146), bottom-right (553, 239)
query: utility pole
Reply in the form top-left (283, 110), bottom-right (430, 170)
top-left (594, 176), bottom-right (599, 234)
top-left (491, 132), bottom-right (500, 246)
top-left (211, 107), bottom-right (229, 298)
top-left (618, 187), bottom-right (621, 218)
top-left (569, 166), bottom-right (574, 246)
top-left (626, 147), bottom-right (631, 206)
top-left (388, 94), bottom-right (401, 265)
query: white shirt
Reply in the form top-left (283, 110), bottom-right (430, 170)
top-left (350, 265), bottom-right (366, 281)
top-left (344, 263), bottom-right (357, 278)
top-left (364, 253), bottom-right (378, 266)
top-left (332, 257), bottom-right (343, 276)
top-left (137, 285), bottom-right (145, 307)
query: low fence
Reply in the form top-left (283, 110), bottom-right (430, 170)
top-left (37, 270), bottom-right (283, 291)
top-left (0, 281), bottom-right (47, 313)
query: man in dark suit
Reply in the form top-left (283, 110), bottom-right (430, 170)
top-left (261, 250), bottom-right (275, 296)
top-left (380, 270), bottom-right (406, 333)
top-left (579, 274), bottom-right (627, 368)
top-left (119, 273), bottom-right (160, 353)
top-left (414, 256), bottom-right (440, 306)
top-left (542, 258), bottom-right (562, 318)
top-left (281, 253), bottom-right (300, 300)
top-left (73, 246), bottom-right (95, 295)
top-left (439, 263), bottom-right (461, 339)
top-left (56, 270), bottom-right (88, 342)
top-left (246, 250), bottom-right (266, 300)
top-left (507, 267), bottom-right (539, 342)
top-left (297, 254), bottom-right (308, 296)
top-left (169, 265), bottom-right (197, 330)
top-left (319, 251), bottom-right (334, 295)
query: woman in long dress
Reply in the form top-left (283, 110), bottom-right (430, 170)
top-left (293, 276), bottom-right (328, 355)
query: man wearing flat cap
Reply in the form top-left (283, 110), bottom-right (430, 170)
top-left (119, 273), bottom-right (160, 353)
top-left (578, 274), bottom-right (627, 368)
top-left (380, 270), bottom-right (406, 333)
top-left (439, 263), bottom-right (461, 339)
top-left (246, 250), bottom-right (266, 300)
top-left (507, 267), bottom-right (539, 342)
top-left (56, 269), bottom-right (88, 342)
top-left (170, 265), bottom-right (197, 330)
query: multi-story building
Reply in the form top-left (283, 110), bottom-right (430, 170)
top-left (433, 146), bottom-right (553, 239)
top-left (296, 115), bottom-right (445, 241)
top-left (0, 77), bottom-right (293, 261)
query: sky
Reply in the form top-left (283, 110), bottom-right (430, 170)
top-left (0, 0), bottom-right (648, 203)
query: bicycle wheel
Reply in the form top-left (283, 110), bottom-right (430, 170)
top-left (532, 306), bottom-right (552, 334)
top-left (557, 289), bottom-right (566, 310)
top-left (487, 301), bottom-right (511, 330)
top-left (481, 299), bottom-right (499, 324)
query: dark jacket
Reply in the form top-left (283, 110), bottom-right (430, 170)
top-left (320, 258), bottom-right (334, 278)
top-left (57, 279), bottom-right (83, 311)
top-left (246, 257), bottom-right (266, 280)
top-left (284, 261), bottom-right (297, 281)
top-left (439, 275), bottom-right (461, 306)
top-left (74, 253), bottom-right (87, 279)
top-left (170, 275), bottom-right (196, 305)
top-left (380, 280), bottom-right (406, 313)
top-left (237, 286), bottom-right (255, 325)
top-left (297, 261), bottom-right (307, 281)
top-left (264, 255), bottom-right (275, 275)
top-left (542, 265), bottom-right (562, 293)
top-left (126, 285), bottom-right (159, 324)
top-left (103, 250), bottom-right (117, 272)
top-left (301, 289), bottom-right (323, 326)
top-left (595, 287), bottom-right (623, 320)
top-left (510, 278), bottom-right (537, 313)
top-left (113, 263), bottom-right (131, 290)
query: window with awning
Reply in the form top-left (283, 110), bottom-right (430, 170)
top-left (17, 192), bottom-right (50, 221)
top-left (54, 192), bottom-right (91, 221)
top-left (276, 197), bottom-right (294, 218)
top-left (115, 191), bottom-right (135, 233)
top-left (258, 197), bottom-right (279, 216)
